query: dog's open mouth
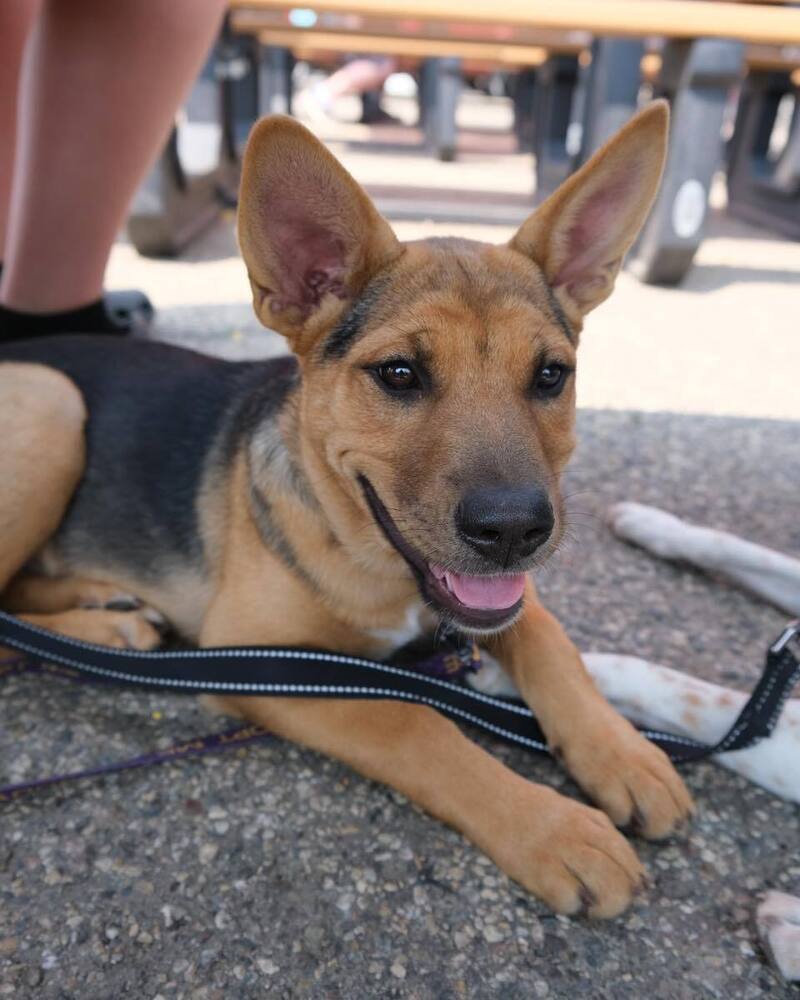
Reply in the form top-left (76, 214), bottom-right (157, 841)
top-left (359, 476), bottom-right (526, 632)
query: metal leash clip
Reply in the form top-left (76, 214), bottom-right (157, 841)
top-left (770, 620), bottom-right (800, 659)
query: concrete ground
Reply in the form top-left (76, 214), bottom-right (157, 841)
top-left (1, 90), bottom-right (799, 998)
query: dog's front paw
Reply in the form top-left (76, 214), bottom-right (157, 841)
top-left (555, 711), bottom-right (694, 839)
top-left (34, 607), bottom-right (166, 651)
top-left (492, 786), bottom-right (647, 919)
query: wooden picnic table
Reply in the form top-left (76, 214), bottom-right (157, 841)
top-left (229, 0), bottom-right (800, 46)
top-left (124, 0), bottom-right (799, 268)
top-left (227, 0), bottom-right (800, 284)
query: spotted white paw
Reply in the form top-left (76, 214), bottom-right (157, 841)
top-left (758, 891), bottom-right (800, 981)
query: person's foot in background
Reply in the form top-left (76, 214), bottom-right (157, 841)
top-left (295, 55), bottom-right (400, 128)
top-left (359, 88), bottom-right (403, 126)
top-left (0, 0), bottom-right (226, 342)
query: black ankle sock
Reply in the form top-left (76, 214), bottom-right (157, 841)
top-left (0, 263), bottom-right (153, 341)
top-left (0, 298), bottom-right (134, 341)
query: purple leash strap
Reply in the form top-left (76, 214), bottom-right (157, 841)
top-left (0, 660), bottom-right (275, 802)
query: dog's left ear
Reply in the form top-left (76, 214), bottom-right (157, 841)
top-left (238, 115), bottom-right (401, 353)
top-left (510, 101), bottom-right (668, 329)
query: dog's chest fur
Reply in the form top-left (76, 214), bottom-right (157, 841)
top-left (366, 600), bottom-right (434, 657)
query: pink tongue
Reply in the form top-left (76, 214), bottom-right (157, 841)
top-left (439, 570), bottom-right (526, 611)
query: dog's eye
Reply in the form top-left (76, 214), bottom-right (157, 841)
top-left (375, 362), bottom-right (420, 393)
top-left (533, 363), bottom-right (569, 398)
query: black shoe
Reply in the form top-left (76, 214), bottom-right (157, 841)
top-left (103, 289), bottom-right (155, 330)
top-left (359, 106), bottom-right (404, 126)
top-left (0, 289), bottom-right (155, 342)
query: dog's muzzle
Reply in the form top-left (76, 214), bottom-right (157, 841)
top-left (358, 476), bottom-right (530, 632)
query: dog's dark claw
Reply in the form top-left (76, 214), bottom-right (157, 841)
top-left (671, 816), bottom-right (692, 839)
top-left (628, 805), bottom-right (646, 836)
top-left (575, 882), bottom-right (597, 917)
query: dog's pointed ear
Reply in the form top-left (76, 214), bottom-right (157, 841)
top-left (509, 101), bottom-right (669, 329)
top-left (238, 115), bottom-right (401, 352)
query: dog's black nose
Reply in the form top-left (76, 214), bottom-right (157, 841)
top-left (456, 486), bottom-right (554, 565)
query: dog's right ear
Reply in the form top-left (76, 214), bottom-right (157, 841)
top-left (238, 116), bottom-right (401, 353)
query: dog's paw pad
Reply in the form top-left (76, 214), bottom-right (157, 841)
top-left (758, 891), bottom-right (800, 981)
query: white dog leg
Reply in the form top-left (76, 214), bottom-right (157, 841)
top-left (469, 650), bottom-right (800, 804)
top-left (608, 502), bottom-right (800, 616)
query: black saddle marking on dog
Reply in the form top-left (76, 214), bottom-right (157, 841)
top-left (0, 335), bottom-right (299, 581)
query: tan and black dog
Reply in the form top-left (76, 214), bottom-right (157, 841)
top-left (0, 102), bottom-right (693, 918)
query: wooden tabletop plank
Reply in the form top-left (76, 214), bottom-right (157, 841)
top-left (256, 27), bottom-right (553, 64)
top-left (231, 10), bottom-right (589, 50)
top-left (230, 0), bottom-right (800, 46)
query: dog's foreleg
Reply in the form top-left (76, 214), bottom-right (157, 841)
top-left (608, 502), bottom-right (800, 616)
top-left (199, 585), bottom-right (652, 918)
top-left (203, 687), bottom-right (654, 918)
top-left (486, 581), bottom-right (694, 839)
top-left (470, 650), bottom-right (800, 805)
top-left (583, 652), bottom-right (800, 805)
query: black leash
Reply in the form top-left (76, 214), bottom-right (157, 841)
top-left (1, 611), bottom-right (798, 801)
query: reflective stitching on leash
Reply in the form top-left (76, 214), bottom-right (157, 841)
top-left (2, 640), bottom-right (548, 754)
top-left (762, 661), bottom-right (800, 734)
top-left (715, 648), bottom-right (798, 753)
top-left (0, 613), bottom-right (534, 717)
top-left (638, 729), bottom-right (703, 750)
